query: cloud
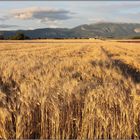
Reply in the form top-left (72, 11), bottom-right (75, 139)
top-left (85, 2), bottom-right (140, 24)
top-left (86, 2), bottom-right (140, 12)
top-left (0, 17), bottom-right (5, 21)
top-left (0, 16), bottom-right (9, 21)
top-left (0, 24), bottom-right (19, 28)
top-left (109, 2), bottom-right (140, 9)
top-left (11, 7), bottom-right (72, 23)
top-left (0, 2), bottom-right (140, 30)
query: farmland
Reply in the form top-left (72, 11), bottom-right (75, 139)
top-left (0, 39), bottom-right (140, 139)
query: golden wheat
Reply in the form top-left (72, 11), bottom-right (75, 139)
top-left (0, 39), bottom-right (140, 139)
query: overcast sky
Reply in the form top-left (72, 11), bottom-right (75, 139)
top-left (0, 1), bottom-right (140, 30)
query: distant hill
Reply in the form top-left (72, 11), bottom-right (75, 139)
top-left (1, 23), bottom-right (140, 39)
top-left (72, 23), bottom-right (140, 38)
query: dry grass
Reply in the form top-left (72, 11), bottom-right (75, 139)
top-left (0, 39), bottom-right (140, 139)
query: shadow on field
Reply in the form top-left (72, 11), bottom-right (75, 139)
top-left (113, 59), bottom-right (140, 83)
top-left (100, 46), bottom-right (140, 83)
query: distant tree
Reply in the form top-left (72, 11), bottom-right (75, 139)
top-left (9, 32), bottom-right (30, 40)
top-left (0, 35), bottom-right (4, 40)
top-left (132, 36), bottom-right (140, 39)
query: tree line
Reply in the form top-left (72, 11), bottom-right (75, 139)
top-left (0, 32), bottom-right (30, 40)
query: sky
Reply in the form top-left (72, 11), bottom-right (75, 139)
top-left (0, 1), bottom-right (140, 30)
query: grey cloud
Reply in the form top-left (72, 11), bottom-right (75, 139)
top-left (0, 24), bottom-right (19, 28)
top-left (33, 10), bottom-right (71, 20)
top-left (0, 16), bottom-right (9, 21)
top-left (0, 17), bottom-right (5, 20)
top-left (12, 7), bottom-right (73, 23)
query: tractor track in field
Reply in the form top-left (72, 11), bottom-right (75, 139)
top-left (100, 46), bottom-right (140, 83)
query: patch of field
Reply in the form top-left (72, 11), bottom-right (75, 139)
top-left (0, 39), bottom-right (140, 139)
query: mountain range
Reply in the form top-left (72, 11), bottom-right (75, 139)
top-left (1, 23), bottom-right (140, 39)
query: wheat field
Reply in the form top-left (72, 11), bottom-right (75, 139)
top-left (0, 39), bottom-right (140, 139)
